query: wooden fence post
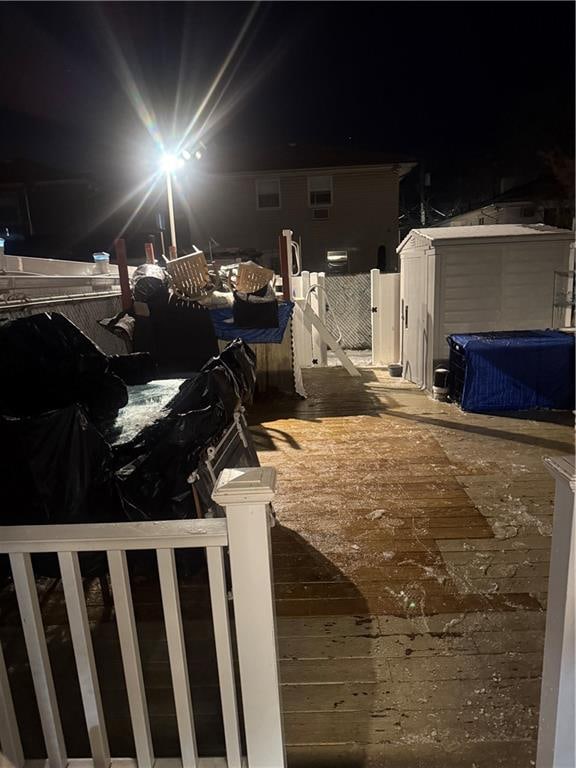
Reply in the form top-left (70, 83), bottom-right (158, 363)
top-left (212, 467), bottom-right (285, 768)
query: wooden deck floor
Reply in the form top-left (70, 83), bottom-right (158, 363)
top-left (249, 366), bottom-right (574, 767)
top-left (1, 365), bottom-right (573, 767)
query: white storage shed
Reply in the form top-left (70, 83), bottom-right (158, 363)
top-left (397, 224), bottom-right (575, 389)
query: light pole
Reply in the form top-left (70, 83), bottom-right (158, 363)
top-left (159, 143), bottom-right (205, 258)
top-left (159, 152), bottom-right (184, 255)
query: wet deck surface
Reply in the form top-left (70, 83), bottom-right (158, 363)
top-left (249, 366), bottom-right (574, 766)
top-left (1, 365), bottom-right (573, 767)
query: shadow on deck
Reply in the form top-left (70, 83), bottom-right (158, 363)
top-left (0, 532), bottom-right (372, 765)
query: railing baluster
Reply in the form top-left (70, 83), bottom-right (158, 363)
top-left (0, 638), bottom-right (24, 768)
top-left (206, 546), bottom-right (243, 768)
top-left (156, 548), bottom-right (198, 768)
top-left (9, 553), bottom-right (67, 768)
top-left (58, 552), bottom-right (110, 768)
top-left (107, 550), bottom-right (154, 768)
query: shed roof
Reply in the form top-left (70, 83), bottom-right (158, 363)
top-left (398, 223), bottom-right (575, 253)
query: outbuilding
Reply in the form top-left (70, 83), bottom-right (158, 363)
top-left (397, 224), bottom-right (575, 388)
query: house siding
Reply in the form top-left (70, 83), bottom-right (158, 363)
top-left (186, 168), bottom-right (400, 273)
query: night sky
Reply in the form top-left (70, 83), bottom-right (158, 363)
top-left (0, 1), bottom-right (574, 181)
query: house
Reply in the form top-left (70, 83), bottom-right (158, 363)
top-left (182, 145), bottom-right (416, 273)
top-left (439, 176), bottom-right (575, 230)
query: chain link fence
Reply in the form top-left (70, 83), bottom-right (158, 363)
top-left (324, 273), bottom-right (371, 349)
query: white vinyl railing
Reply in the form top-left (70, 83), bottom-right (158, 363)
top-left (291, 271), bottom-right (328, 369)
top-left (291, 271), bottom-right (359, 379)
top-left (537, 456), bottom-right (575, 768)
top-left (0, 253), bottom-right (137, 306)
top-left (0, 466), bottom-right (285, 768)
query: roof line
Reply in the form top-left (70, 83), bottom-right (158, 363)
top-left (204, 161), bottom-right (418, 179)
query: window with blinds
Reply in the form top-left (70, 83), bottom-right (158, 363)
top-left (256, 178), bottom-right (281, 210)
top-left (308, 175), bottom-right (333, 207)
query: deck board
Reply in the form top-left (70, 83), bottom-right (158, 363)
top-left (0, 365), bottom-right (572, 765)
top-left (249, 366), bottom-right (572, 763)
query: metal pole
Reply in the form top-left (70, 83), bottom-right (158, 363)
top-left (166, 171), bottom-right (177, 255)
top-left (419, 164), bottom-right (426, 226)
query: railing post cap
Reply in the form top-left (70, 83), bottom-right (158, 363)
top-left (544, 455), bottom-right (576, 491)
top-left (212, 466), bottom-right (277, 505)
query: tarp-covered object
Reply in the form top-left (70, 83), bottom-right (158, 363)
top-left (0, 312), bottom-right (128, 419)
top-left (0, 406), bottom-right (123, 576)
top-left (110, 340), bottom-right (256, 521)
top-left (448, 330), bottom-right (576, 412)
top-left (112, 373), bottom-right (230, 521)
top-left (1, 406), bottom-right (123, 526)
top-left (131, 263), bottom-right (169, 304)
top-left (0, 312), bottom-right (257, 533)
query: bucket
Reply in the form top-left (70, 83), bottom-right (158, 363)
top-left (388, 363), bottom-right (403, 377)
top-left (432, 367), bottom-right (450, 400)
top-left (93, 251), bottom-right (110, 274)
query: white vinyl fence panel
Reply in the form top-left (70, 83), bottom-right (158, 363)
top-left (371, 270), bottom-right (400, 366)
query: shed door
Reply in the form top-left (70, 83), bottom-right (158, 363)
top-left (401, 253), bottom-right (426, 386)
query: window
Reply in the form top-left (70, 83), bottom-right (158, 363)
top-left (256, 178), bottom-right (281, 210)
top-left (308, 176), bottom-right (333, 207)
top-left (312, 208), bottom-right (329, 220)
top-left (478, 217), bottom-right (485, 225)
top-left (521, 207), bottom-right (535, 218)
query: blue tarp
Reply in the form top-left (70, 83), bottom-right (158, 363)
top-left (209, 302), bottom-right (294, 343)
top-left (448, 330), bottom-right (575, 413)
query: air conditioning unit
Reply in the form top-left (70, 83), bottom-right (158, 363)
top-left (312, 208), bottom-right (329, 220)
top-left (327, 250), bottom-right (349, 274)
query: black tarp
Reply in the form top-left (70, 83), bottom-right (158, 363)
top-left (0, 315), bottom-right (257, 571)
top-left (0, 312), bottom-right (132, 421)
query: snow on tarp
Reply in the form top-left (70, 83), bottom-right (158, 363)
top-left (448, 330), bottom-right (575, 413)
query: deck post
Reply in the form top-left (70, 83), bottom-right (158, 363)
top-left (537, 456), bottom-right (575, 768)
top-left (310, 272), bottom-right (328, 366)
top-left (298, 271), bottom-right (312, 367)
top-left (371, 268), bottom-right (382, 365)
top-left (212, 467), bottom-right (285, 768)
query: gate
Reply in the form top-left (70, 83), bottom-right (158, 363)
top-left (370, 269), bottom-right (401, 367)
